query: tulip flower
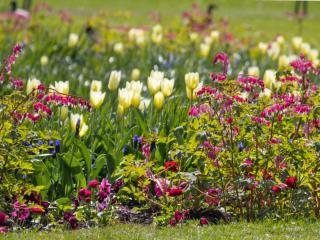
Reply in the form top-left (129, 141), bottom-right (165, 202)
top-left (117, 104), bottom-right (124, 118)
top-left (90, 91), bottom-right (106, 109)
top-left (259, 88), bottom-right (272, 100)
top-left (300, 42), bottom-right (311, 55)
top-left (139, 98), bottom-right (151, 112)
top-left (126, 81), bottom-right (143, 107)
top-left (113, 42), bottom-right (124, 54)
top-left (108, 71), bottom-right (121, 91)
top-left (161, 78), bottom-right (175, 97)
top-left (248, 66), bottom-right (259, 78)
top-left (70, 113), bottom-right (88, 137)
top-left (59, 106), bottom-right (69, 122)
top-left (199, 43), bottom-right (210, 58)
top-left (258, 42), bottom-right (268, 55)
top-left (189, 32), bottom-right (199, 43)
top-left (263, 70), bottom-right (276, 90)
top-left (148, 70), bottom-right (164, 95)
top-left (91, 80), bottom-right (102, 92)
top-left (309, 49), bottom-right (319, 63)
top-left (118, 88), bottom-right (133, 109)
top-left (151, 24), bottom-right (163, 44)
top-left (54, 81), bottom-right (69, 95)
top-left (278, 55), bottom-right (290, 69)
top-left (210, 30), bottom-right (220, 43)
top-left (131, 68), bottom-right (141, 81)
top-left (153, 91), bottom-right (165, 109)
top-left (128, 28), bottom-right (146, 47)
top-left (68, 33), bottom-right (79, 48)
top-left (40, 55), bottom-right (48, 66)
top-left (185, 72), bottom-right (199, 90)
top-left (26, 78), bottom-right (41, 95)
top-left (292, 36), bottom-right (302, 51)
top-left (276, 35), bottom-right (285, 45)
top-left (267, 42), bottom-right (280, 60)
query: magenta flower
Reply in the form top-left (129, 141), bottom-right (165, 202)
top-left (88, 179), bottom-right (99, 188)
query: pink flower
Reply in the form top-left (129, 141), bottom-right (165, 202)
top-left (169, 218), bottom-right (176, 226)
top-left (285, 176), bottom-right (297, 188)
top-left (0, 226), bottom-right (7, 233)
top-left (242, 159), bottom-right (253, 167)
top-left (30, 206), bottom-right (44, 214)
top-left (174, 210), bottom-right (184, 222)
top-left (88, 179), bottom-right (99, 188)
top-left (99, 179), bottom-right (111, 194)
top-left (168, 188), bottom-right (183, 197)
top-left (200, 217), bottom-right (209, 225)
top-left (164, 161), bottom-right (179, 172)
top-left (271, 185), bottom-right (281, 193)
top-left (189, 106), bottom-right (199, 117)
top-left (0, 212), bottom-right (7, 225)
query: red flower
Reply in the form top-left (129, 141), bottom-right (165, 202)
top-left (30, 206), bottom-right (44, 214)
top-left (271, 185), bottom-right (281, 193)
top-left (169, 218), bottom-right (176, 226)
top-left (168, 188), bottom-right (183, 197)
top-left (285, 176), bottom-right (297, 188)
top-left (0, 212), bottom-right (7, 225)
top-left (174, 210), bottom-right (184, 222)
top-left (0, 226), bottom-right (7, 233)
top-left (164, 161), bottom-right (179, 172)
top-left (88, 179), bottom-right (99, 188)
top-left (200, 217), bottom-right (209, 225)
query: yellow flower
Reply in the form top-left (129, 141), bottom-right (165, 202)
top-left (210, 30), bottom-right (220, 43)
top-left (300, 42), bottom-right (311, 55)
top-left (70, 113), bottom-right (88, 137)
top-left (151, 24), bottom-right (163, 44)
top-left (59, 106), bottom-right (69, 122)
top-left (263, 70), bottom-right (276, 90)
top-left (131, 68), bottom-right (141, 81)
top-left (68, 33), bottom-right (79, 48)
top-left (125, 81), bottom-right (143, 107)
top-left (259, 88), bottom-right (272, 100)
top-left (90, 91), bottom-right (106, 109)
top-left (79, 123), bottom-right (88, 137)
top-left (267, 42), bottom-right (280, 60)
top-left (276, 35), bottom-right (285, 45)
top-left (199, 43), bottom-right (210, 58)
top-left (309, 49), bottom-right (319, 63)
top-left (54, 81), bottom-right (69, 95)
top-left (189, 32), bottom-right (199, 43)
top-left (26, 78), bottom-right (41, 95)
top-left (118, 88), bottom-right (133, 109)
top-left (128, 28), bottom-right (146, 46)
top-left (153, 91), bottom-right (165, 109)
top-left (185, 72), bottom-right (199, 90)
top-left (40, 56), bottom-right (48, 66)
top-left (117, 104), bottom-right (124, 118)
top-left (248, 66), bottom-right (259, 78)
top-left (292, 36), bottom-right (303, 51)
top-left (161, 78), bottom-right (175, 97)
top-left (148, 70), bottom-right (164, 95)
top-left (108, 71), bottom-right (121, 91)
top-left (113, 42), bottom-right (124, 54)
top-left (258, 42), bottom-right (268, 55)
top-left (139, 98), bottom-right (151, 112)
top-left (278, 55), bottom-right (290, 69)
top-left (90, 80), bottom-right (102, 92)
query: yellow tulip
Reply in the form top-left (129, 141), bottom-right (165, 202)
top-left (70, 113), bottom-right (88, 137)
top-left (113, 42), bottom-right (124, 54)
top-left (90, 91), bottom-right (106, 109)
top-left (108, 71), bottom-right (121, 91)
top-left (79, 123), bottom-right (88, 137)
top-left (161, 78), bottom-right (175, 97)
top-left (263, 70), bottom-right (276, 89)
top-left (258, 42), bottom-right (268, 55)
top-left (90, 80), bottom-right (102, 92)
top-left (292, 36), bottom-right (302, 51)
top-left (248, 66), bottom-right (260, 78)
top-left (199, 43), bottom-right (210, 58)
top-left (59, 106), bottom-right (69, 122)
top-left (26, 78), bottom-right (41, 95)
top-left (210, 30), bottom-right (220, 43)
top-left (185, 72), bottom-right (199, 90)
top-left (278, 55), bottom-right (290, 69)
top-left (118, 88), bottom-right (133, 109)
top-left (139, 98), bottom-right (151, 112)
top-left (153, 91), bottom-right (165, 109)
top-left (117, 104), bottom-right (124, 118)
top-left (54, 81), bottom-right (69, 95)
top-left (148, 70), bottom-right (164, 95)
top-left (40, 56), bottom-right (48, 66)
top-left (68, 33), bottom-right (79, 48)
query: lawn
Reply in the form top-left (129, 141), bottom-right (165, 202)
top-left (0, 0), bottom-right (320, 45)
top-left (3, 220), bottom-right (320, 240)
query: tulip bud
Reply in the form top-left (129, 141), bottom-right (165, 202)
top-left (131, 68), bottom-right (141, 81)
top-left (59, 106), bottom-right (69, 122)
top-left (26, 78), bottom-right (41, 95)
top-left (161, 78), bottom-right (175, 97)
top-left (185, 72), bottom-right (199, 90)
top-left (118, 88), bottom-right (133, 109)
top-left (248, 66), bottom-right (259, 78)
top-left (79, 123), bottom-right (88, 137)
top-left (90, 80), bottom-right (102, 92)
top-left (90, 91), bottom-right (106, 109)
top-left (40, 56), bottom-right (48, 66)
top-left (117, 104), bottom-right (124, 118)
top-left (153, 91), bottom-right (165, 109)
top-left (68, 33), bottom-right (79, 48)
top-left (258, 42), bottom-right (268, 55)
top-left (186, 87), bottom-right (197, 100)
top-left (131, 93), bottom-right (141, 107)
top-left (267, 42), bottom-right (280, 60)
top-left (108, 71), bottom-right (121, 91)
top-left (148, 70), bottom-right (164, 95)
top-left (70, 113), bottom-right (83, 132)
top-left (300, 42), bottom-right (311, 55)
top-left (139, 98), bottom-right (151, 112)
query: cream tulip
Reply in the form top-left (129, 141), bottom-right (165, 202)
top-left (161, 78), bottom-right (175, 97)
top-left (199, 43), bottom-right (210, 58)
top-left (258, 42), bottom-right (268, 55)
top-left (54, 81), bottom-right (69, 95)
top-left (139, 98), bottom-right (151, 112)
top-left (153, 91), bottom-right (165, 109)
top-left (70, 113), bottom-right (83, 132)
top-left (79, 123), bottom-right (88, 137)
top-left (278, 55), bottom-right (290, 69)
top-left (118, 88), bottom-right (133, 109)
top-left (90, 80), bottom-right (102, 92)
top-left (248, 66), bottom-right (260, 78)
top-left (90, 91), bottom-right (106, 109)
top-left (185, 72), bottom-right (199, 90)
top-left (263, 70), bottom-right (276, 90)
top-left (147, 70), bottom-right (164, 95)
top-left (210, 30), bottom-right (220, 43)
top-left (292, 36), bottom-right (303, 51)
top-left (40, 55), bottom-right (48, 66)
top-left (108, 71), bottom-right (121, 91)
top-left (117, 104), bottom-right (124, 118)
top-left (113, 42), bottom-right (124, 54)
top-left (26, 78), bottom-right (41, 95)
top-left (189, 32), bottom-right (199, 43)
top-left (59, 106), bottom-right (69, 122)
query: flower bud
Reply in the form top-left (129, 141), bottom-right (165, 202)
top-left (248, 66), bottom-right (259, 78)
top-left (26, 78), bottom-right (41, 95)
top-left (278, 55), bottom-right (289, 69)
top-left (161, 78), bottom-right (175, 97)
top-left (263, 70), bottom-right (276, 90)
top-left (113, 42), bottom-right (124, 54)
top-left (131, 68), bottom-right (141, 81)
top-left (68, 33), bottom-right (79, 48)
top-left (108, 71), bottom-right (121, 91)
top-left (54, 81), bottom-right (69, 95)
top-left (59, 106), bottom-right (69, 122)
top-left (90, 91), bottom-right (106, 109)
top-left (185, 72), bottom-right (199, 90)
top-left (199, 43), bottom-right (210, 58)
top-left (292, 36), bottom-right (302, 51)
top-left (90, 80), bottom-right (102, 92)
top-left (40, 56), bottom-right (48, 66)
top-left (153, 91), bottom-right (165, 109)
top-left (148, 70), bottom-right (164, 95)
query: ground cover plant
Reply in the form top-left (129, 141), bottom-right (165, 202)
top-left (0, 0), bottom-right (320, 237)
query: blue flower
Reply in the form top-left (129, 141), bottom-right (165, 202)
top-left (122, 145), bottom-right (129, 155)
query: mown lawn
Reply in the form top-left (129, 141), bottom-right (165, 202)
top-left (0, 0), bottom-right (320, 45)
top-left (2, 220), bottom-right (320, 240)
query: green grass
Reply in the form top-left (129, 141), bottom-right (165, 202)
top-left (1, 0), bottom-right (320, 45)
top-left (2, 220), bottom-right (320, 240)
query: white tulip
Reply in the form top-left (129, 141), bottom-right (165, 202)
top-left (108, 71), bottom-right (121, 91)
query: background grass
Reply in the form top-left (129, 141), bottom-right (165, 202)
top-left (3, 220), bottom-right (320, 240)
top-left (1, 0), bottom-right (320, 45)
